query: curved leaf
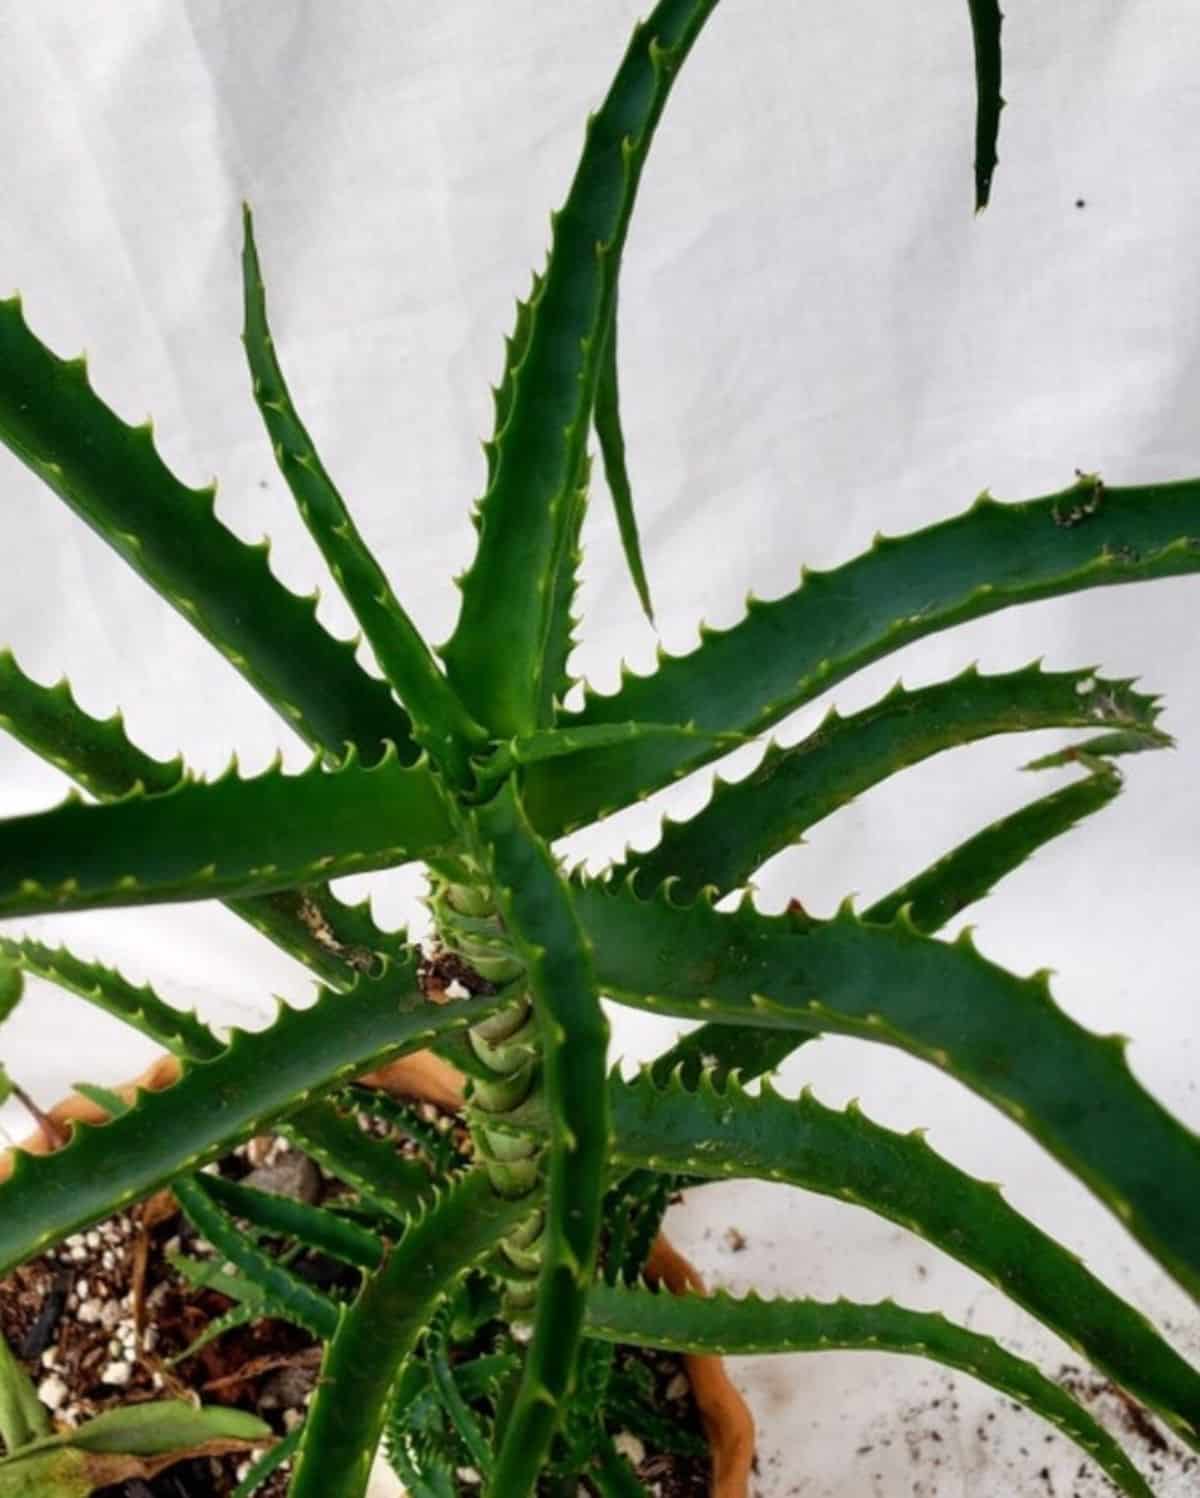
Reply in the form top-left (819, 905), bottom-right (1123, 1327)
top-left (593, 1069), bottom-right (1200, 1448)
top-left (1024, 728), bottom-right (1170, 771)
top-left (230, 1424), bottom-right (304, 1498)
top-left (0, 648), bottom-right (396, 987)
top-left (340, 1086), bottom-right (466, 1176)
top-left (0, 649), bottom-right (183, 799)
top-left (0, 960), bottom-right (500, 1276)
top-left (862, 758), bottom-right (1126, 930)
top-left (575, 878), bottom-right (1200, 1301)
top-left (242, 208), bottom-right (485, 784)
top-left (0, 935), bottom-right (220, 1061)
top-left (619, 662), bottom-right (1161, 899)
top-left (284, 1098), bottom-right (433, 1221)
top-left (639, 754), bottom-right (1141, 1091)
top-left (585, 1287), bottom-right (1151, 1498)
top-left (471, 781), bottom-right (610, 1496)
top-left (595, 288), bottom-right (654, 621)
top-left (526, 476), bottom-right (1200, 834)
top-left (287, 1170), bottom-right (530, 1498)
top-left (0, 297), bottom-right (411, 762)
top-left (441, 0), bottom-right (722, 734)
top-left (188, 1170), bottom-right (385, 1272)
top-left (173, 1177), bottom-right (340, 1340)
top-left (0, 744), bottom-right (454, 918)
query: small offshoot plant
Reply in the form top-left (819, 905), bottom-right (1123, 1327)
top-left (1, 4), bottom-right (1199, 1496)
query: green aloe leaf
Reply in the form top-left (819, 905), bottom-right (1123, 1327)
top-left (537, 449), bottom-right (591, 727)
top-left (588, 1069), bottom-right (1200, 1448)
top-left (0, 959), bottom-right (499, 1277)
top-left (69, 1084), bottom-right (132, 1119)
top-left (574, 878), bottom-right (1200, 1301)
top-left (478, 721), bottom-right (746, 803)
top-left (0, 965), bottom-right (22, 1026)
top-left (525, 476), bottom-right (1200, 834)
top-left (168, 1250), bottom-right (280, 1317)
top-left (242, 207), bottom-right (486, 784)
top-left (187, 1170), bottom-right (385, 1272)
top-left (166, 1298), bottom-right (259, 1368)
top-left (230, 1424), bottom-right (304, 1498)
top-left (174, 1176), bottom-right (340, 1339)
top-left (862, 758), bottom-right (1126, 930)
top-left (585, 1288), bottom-right (1151, 1498)
top-left (425, 1308), bottom-right (494, 1477)
top-left (1024, 728), bottom-right (1170, 771)
top-left (0, 649), bottom-right (184, 799)
top-left (471, 781), bottom-right (610, 1497)
top-left (0, 935), bottom-right (220, 1061)
top-left (618, 663), bottom-right (1162, 900)
top-left (230, 884), bottom-right (395, 988)
top-left (967, 0), bottom-right (1004, 210)
top-left (483, 272), bottom-right (541, 492)
top-left (0, 744), bottom-right (454, 918)
top-left (0, 299), bottom-right (411, 763)
top-left (0, 1333), bottom-right (49, 1454)
top-left (441, 0), bottom-right (721, 735)
top-left (340, 1086), bottom-right (465, 1175)
top-left (284, 1098), bottom-right (434, 1221)
top-left (287, 1170), bottom-right (530, 1498)
top-left (640, 752), bottom-right (1141, 1093)
top-left (0, 648), bottom-right (397, 987)
top-left (595, 288), bottom-right (654, 621)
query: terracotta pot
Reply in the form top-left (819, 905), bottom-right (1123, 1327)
top-left (643, 1235), bottom-right (756, 1498)
top-left (2, 1051), bottom-right (756, 1496)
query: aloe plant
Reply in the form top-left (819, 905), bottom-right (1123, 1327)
top-left (0, 3), bottom-right (1197, 1495)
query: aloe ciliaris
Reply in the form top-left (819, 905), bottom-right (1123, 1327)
top-left (0, 3), bottom-right (1197, 1495)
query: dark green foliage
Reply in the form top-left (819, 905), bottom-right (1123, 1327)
top-left (594, 1070), bottom-right (1200, 1449)
top-left (0, 6), bottom-right (1196, 1497)
top-left (585, 1289), bottom-right (1153, 1497)
top-left (0, 299), bottom-right (411, 764)
top-left (618, 663), bottom-right (1163, 900)
top-left (242, 208), bottom-right (487, 785)
top-left (0, 965), bottom-right (497, 1278)
top-left (0, 744), bottom-right (453, 918)
top-left (576, 878), bottom-right (1200, 1300)
top-left (523, 479), bottom-right (1200, 834)
top-left (441, 0), bottom-right (722, 735)
top-left (967, 0), bottom-right (1004, 209)
top-left (594, 290), bottom-right (654, 621)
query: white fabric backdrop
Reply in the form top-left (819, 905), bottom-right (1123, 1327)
top-left (1, 4), bottom-right (1198, 1492)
